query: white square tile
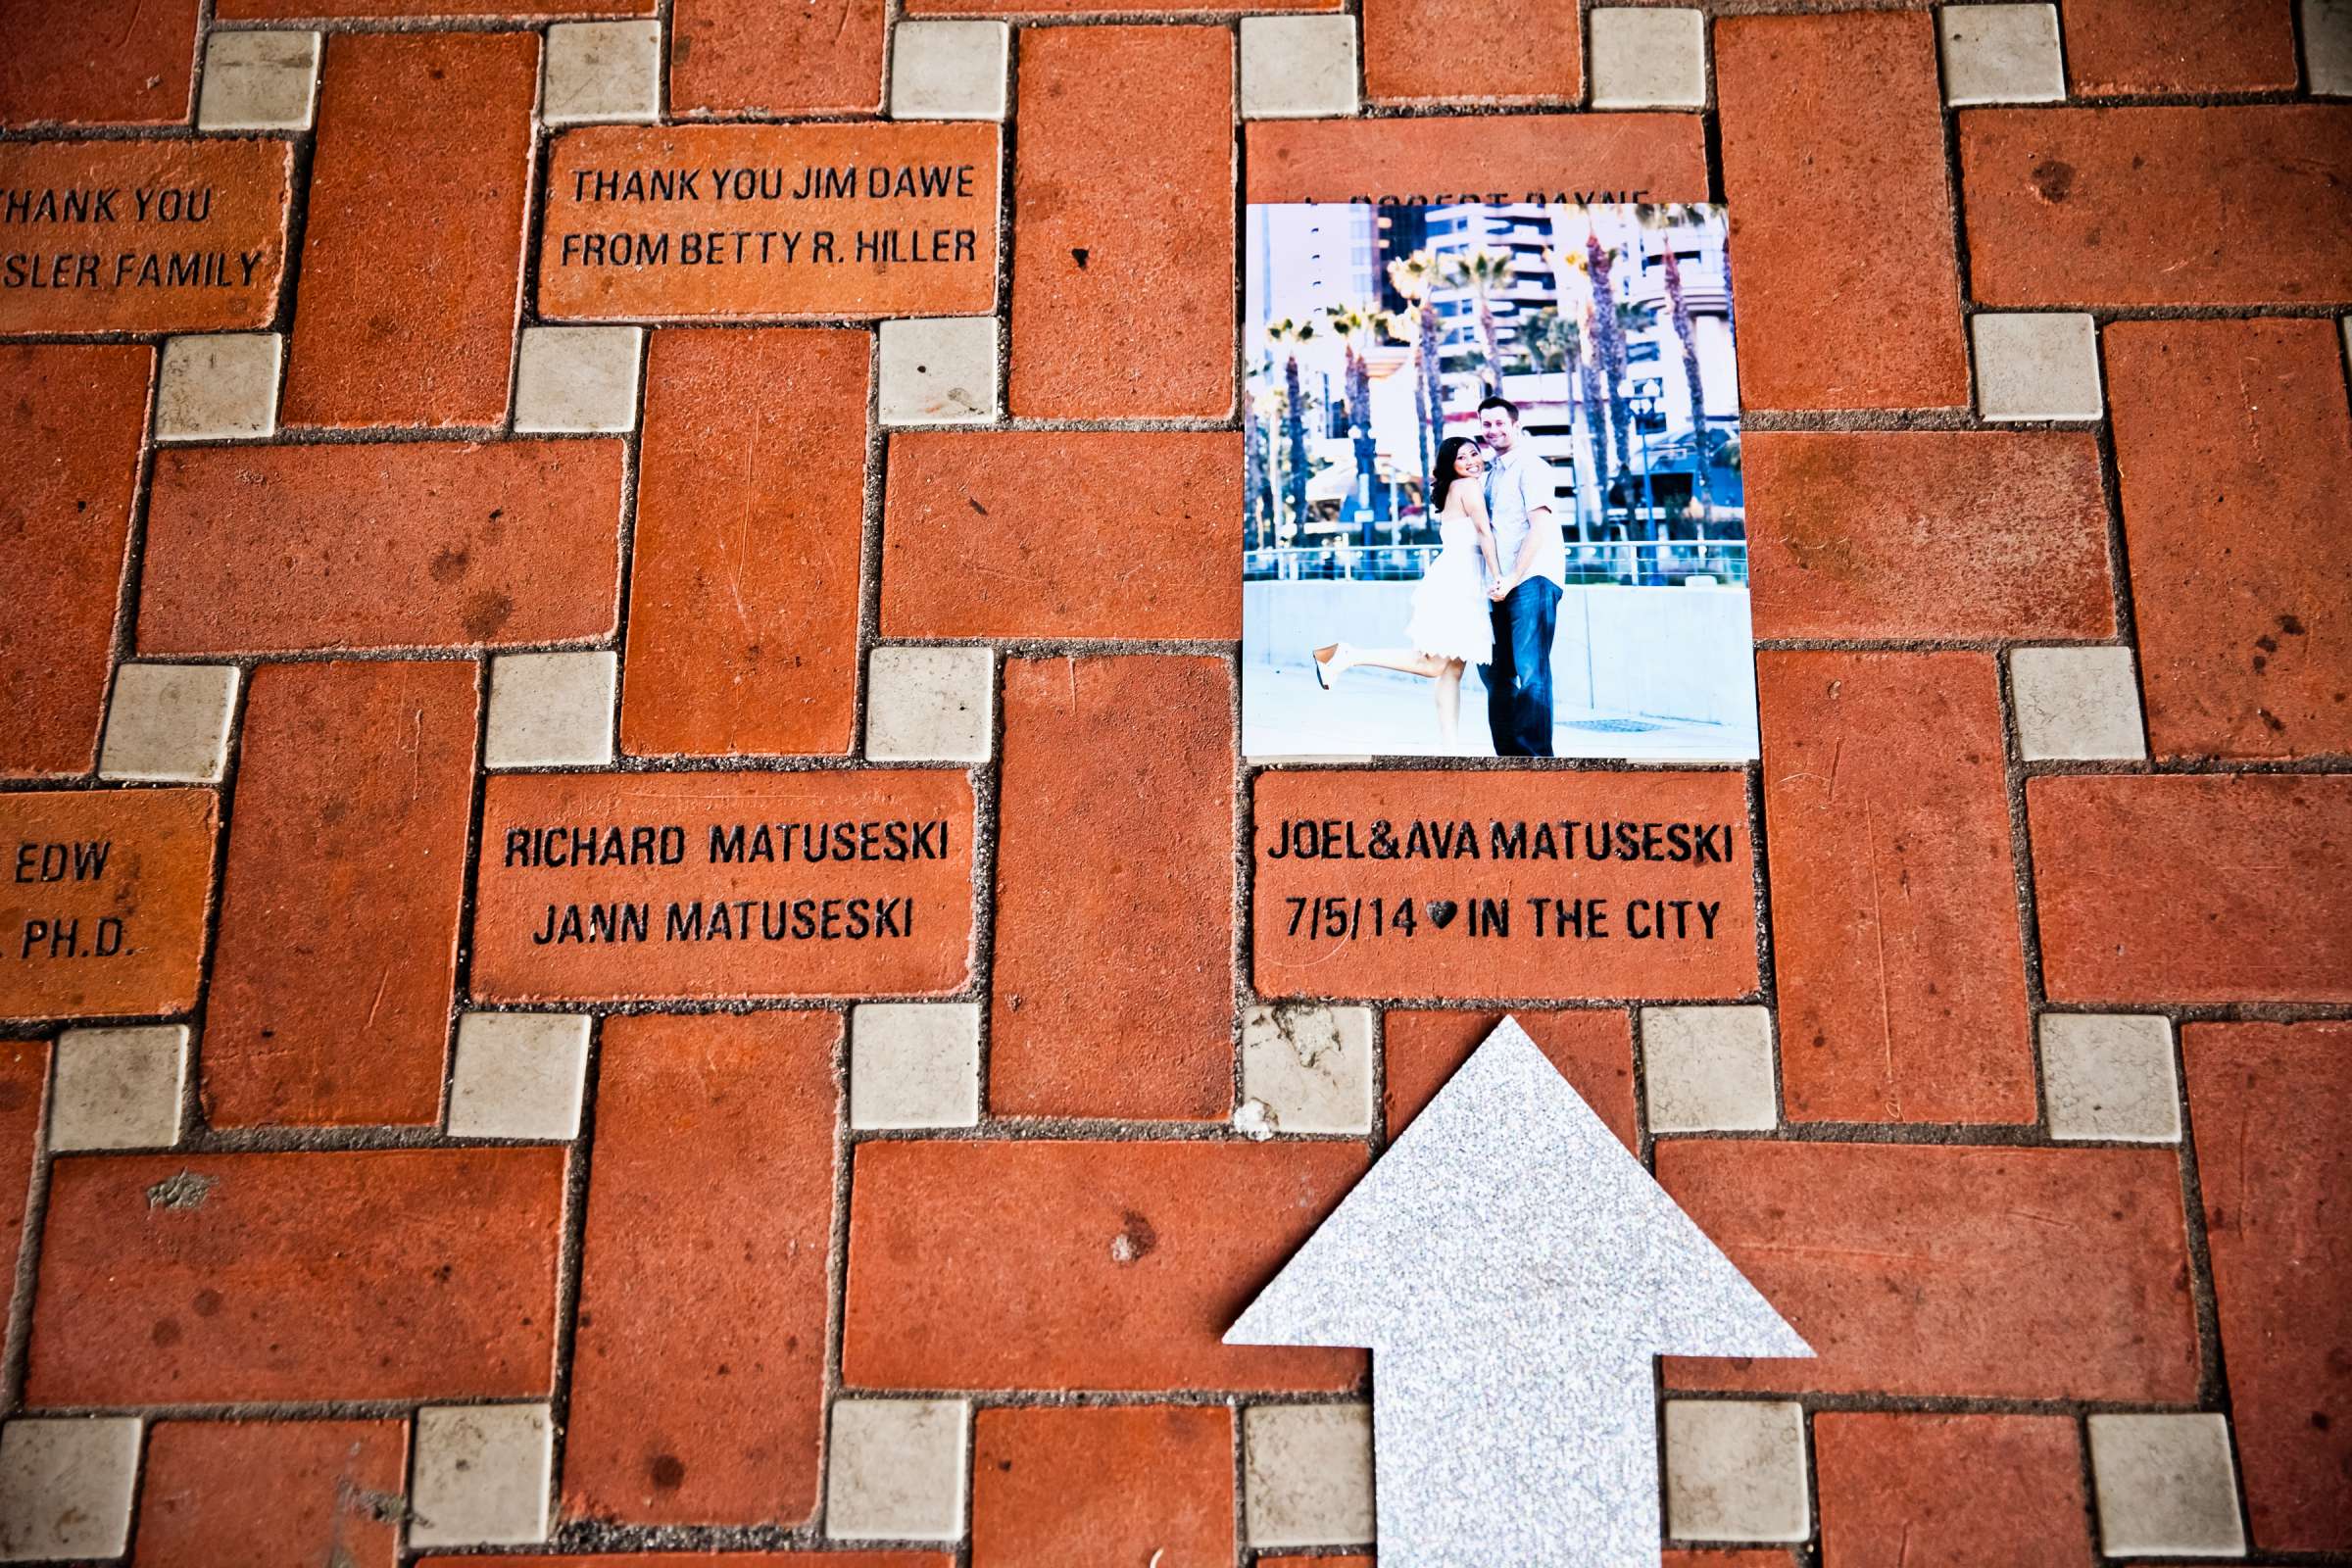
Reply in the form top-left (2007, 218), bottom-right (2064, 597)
top-left (1665, 1399), bottom-right (1810, 1543)
top-left (513, 325), bottom-right (644, 434)
top-left (1590, 9), bottom-right (1707, 109)
top-left (1242, 1403), bottom-right (1375, 1547)
top-left (891, 20), bottom-right (1009, 121)
top-left (1241, 16), bottom-right (1359, 119)
top-left (1974, 313), bottom-right (2104, 421)
top-left (486, 652), bottom-right (616, 767)
top-left (99, 663), bottom-right (240, 784)
top-left (1239, 1004), bottom-right (1373, 1136)
top-left (449, 1013), bottom-right (591, 1141)
top-left (2088, 1412), bottom-right (2245, 1557)
top-left (2009, 646), bottom-right (2146, 760)
top-left (1939, 4), bottom-right (2066, 105)
top-left (2307, 0), bottom-right (2352, 95)
top-left (865, 645), bottom-right (994, 762)
top-left (1642, 1004), bottom-right (1777, 1133)
top-left (0, 1417), bottom-right (142, 1561)
top-left (878, 318), bottom-right (998, 425)
top-left (197, 29), bottom-right (320, 131)
top-left (2040, 1013), bottom-right (2180, 1143)
top-left (156, 333), bottom-right (281, 441)
top-left (50, 1026), bottom-right (186, 1152)
top-left (544, 21), bottom-right (662, 124)
top-left (825, 1397), bottom-right (968, 1542)
top-left (851, 1003), bottom-right (980, 1129)
top-left (409, 1404), bottom-right (552, 1547)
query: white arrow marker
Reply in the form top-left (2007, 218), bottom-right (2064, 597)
top-left (1226, 1015), bottom-right (1811, 1566)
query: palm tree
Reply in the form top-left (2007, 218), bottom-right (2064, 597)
top-left (1244, 367), bottom-right (1273, 551)
top-left (1386, 252), bottom-right (1443, 514)
top-left (1518, 306), bottom-right (1597, 544)
top-left (1322, 302), bottom-right (1387, 539)
top-left (1544, 223), bottom-right (1613, 540)
top-left (1582, 217), bottom-right (1635, 498)
top-left (1637, 203), bottom-right (1715, 521)
top-left (1442, 246), bottom-right (1516, 394)
top-left (1265, 317), bottom-right (1317, 544)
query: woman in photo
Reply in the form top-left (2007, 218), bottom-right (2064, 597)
top-left (1310, 435), bottom-right (1502, 749)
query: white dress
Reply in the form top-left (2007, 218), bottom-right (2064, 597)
top-left (1404, 504), bottom-right (1494, 663)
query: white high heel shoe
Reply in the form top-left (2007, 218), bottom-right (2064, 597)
top-left (1310, 642), bottom-right (1355, 689)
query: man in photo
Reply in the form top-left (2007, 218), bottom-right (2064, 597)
top-left (1477, 396), bottom-right (1565, 758)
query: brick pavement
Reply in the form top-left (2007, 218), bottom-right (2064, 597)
top-left (2, 0), bottom-right (2349, 1561)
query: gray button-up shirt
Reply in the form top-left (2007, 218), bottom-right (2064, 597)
top-left (1485, 445), bottom-right (1565, 588)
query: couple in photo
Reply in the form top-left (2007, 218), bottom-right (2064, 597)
top-left (1310, 397), bottom-right (1566, 757)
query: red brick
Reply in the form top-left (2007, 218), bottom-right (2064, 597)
top-left (1716, 14), bottom-right (1967, 411)
top-left (1384, 1009), bottom-right (1636, 1150)
top-left (541, 125), bottom-right (999, 320)
top-left (1658, 1141), bottom-right (2198, 1400)
top-left (1815, 1413), bottom-right (2088, 1568)
top-left (1248, 114), bottom-right (1708, 204)
top-left (913, 0), bottom-right (1325, 8)
top-left (1760, 651), bottom-right (2033, 1124)
top-left (671, 0), bottom-right (885, 115)
top-left (565, 1012), bottom-right (837, 1528)
top-left (0, 0), bottom-right (198, 125)
top-left (25, 1148), bottom-right (564, 1405)
top-left (222, 0), bottom-right (647, 13)
top-left (138, 441), bottom-right (624, 656)
top-left (2106, 319), bottom-right (2352, 760)
top-left (2064, 0), bottom-right (2298, 94)
top-left (0, 1043), bottom-right (45, 1348)
top-left (1745, 431), bottom-right (2114, 642)
top-left (0, 141), bottom-right (291, 335)
top-left (2183, 1021), bottom-right (2352, 1550)
top-left (1254, 769), bottom-right (1759, 1004)
top-left (283, 33), bottom-right (538, 428)
top-left (881, 432), bottom-right (1241, 641)
top-left (1010, 28), bottom-right (1233, 419)
top-left (1661, 1557), bottom-right (1793, 1568)
top-left (204, 662), bottom-right (476, 1127)
top-left (623, 329), bottom-right (868, 758)
top-left (429, 1558), bottom-right (943, 1568)
top-left (0, 790), bottom-right (217, 1021)
top-left (134, 1420), bottom-right (406, 1568)
top-left (843, 1140), bottom-right (1366, 1393)
top-left (1, 346), bottom-right (148, 778)
top-left (1362, 0), bottom-right (1580, 105)
top-left (972, 1405), bottom-right (1233, 1566)
top-left (471, 770), bottom-right (976, 1004)
top-left (992, 657), bottom-right (1234, 1120)
top-left (1961, 106), bottom-right (2352, 307)
top-left (2031, 774), bottom-right (2352, 1004)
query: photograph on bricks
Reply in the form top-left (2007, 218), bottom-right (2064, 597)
top-left (1243, 201), bottom-right (1756, 760)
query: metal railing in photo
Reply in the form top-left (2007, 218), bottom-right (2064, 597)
top-left (1243, 541), bottom-right (1750, 587)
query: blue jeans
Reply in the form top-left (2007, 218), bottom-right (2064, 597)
top-left (1479, 577), bottom-right (1561, 758)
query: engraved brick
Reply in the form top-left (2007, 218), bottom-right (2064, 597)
top-left (1248, 114), bottom-right (1707, 204)
top-left (0, 790), bottom-right (215, 1021)
top-left (975, 1406), bottom-right (1233, 1563)
top-left (133, 1419), bottom-right (406, 1568)
top-left (672, 0), bottom-right (884, 116)
top-left (0, 0), bottom-right (197, 126)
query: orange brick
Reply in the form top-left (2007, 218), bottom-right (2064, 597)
top-left (565, 1013), bottom-right (838, 1527)
top-left (0, 141), bottom-right (291, 334)
top-left (911, 0), bottom-right (1327, 8)
top-left (1254, 770), bottom-right (1759, 1004)
top-left (0, 791), bottom-right (216, 1021)
top-left (1745, 431), bottom-right (2114, 642)
top-left (1815, 1413), bottom-right (2088, 1568)
top-left (1759, 652), bottom-right (2034, 1124)
top-left (1362, 0), bottom-right (1580, 105)
top-left (470, 769), bottom-right (976, 1004)
top-left (1660, 1142), bottom-right (2198, 1400)
top-left (972, 1406), bottom-right (1233, 1566)
top-left (0, 0), bottom-right (198, 125)
top-left (623, 329), bottom-right (868, 758)
top-left (1010, 28), bottom-right (1233, 419)
top-left (2107, 319), bottom-right (2352, 760)
top-left (2183, 1021), bottom-right (2352, 1551)
top-left (1384, 1008), bottom-right (1636, 1150)
top-left (204, 662), bottom-right (477, 1127)
top-left (2064, 0), bottom-right (2298, 94)
top-left (222, 0), bottom-right (646, 13)
top-left (1961, 106), bottom-right (2352, 307)
top-left (1716, 14), bottom-right (1967, 411)
top-left (1661, 1557), bottom-right (1794, 1568)
top-left (26, 1148), bottom-right (564, 1405)
top-left (0, 1043), bottom-right (45, 1344)
top-left (2031, 774), bottom-right (2352, 1005)
top-left (138, 441), bottom-right (624, 656)
top-left (1, 345), bottom-right (148, 778)
top-left (541, 124), bottom-right (999, 320)
top-left (671, 0), bottom-right (885, 115)
top-left (881, 432), bottom-right (1241, 641)
top-left (843, 1140), bottom-right (1365, 1393)
top-left (991, 657), bottom-right (1234, 1120)
top-left (134, 1420), bottom-right (406, 1568)
top-left (1247, 114), bottom-right (1707, 204)
top-left (428, 1557), bottom-right (944, 1568)
top-left (282, 33), bottom-right (538, 428)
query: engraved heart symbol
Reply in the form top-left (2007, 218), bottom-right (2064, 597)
top-left (1426, 900), bottom-right (1458, 931)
